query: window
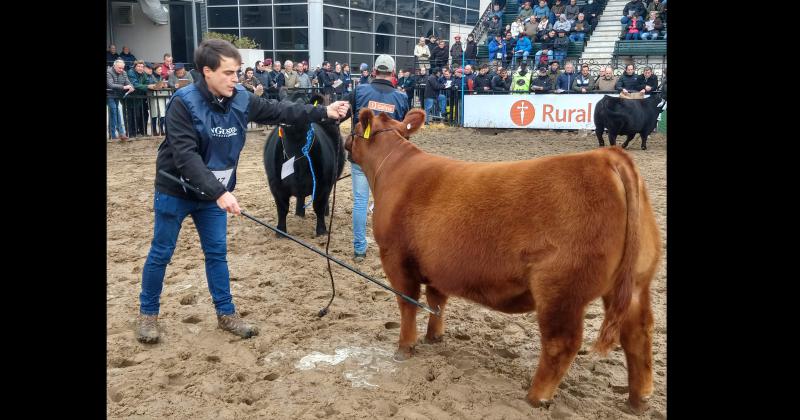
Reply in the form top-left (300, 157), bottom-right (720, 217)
top-left (323, 6), bottom-right (348, 28)
top-left (416, 20), bottom-right (433, 38)
top-left (450, 7), bottom-right (465, 24)
top-left (435, 23), bottom-right (449, 40)
top-left (274, 5), bottom-right (307, 27)
top-left (396, 37), bottom-right (416, 55)
top-left (350, 32), bottom-right (374, 53)
top-left (207, 28), bottom-right (239, 38)
top-left (397, 1), bottom-right (414, 16)
top-left (207, 7), bottom-right (238, 27)
top-left (396, 56), bottom-right (414, 73)
top-left (263, 51), bottom-right (275, 61)
top-left (397, 17), bottom-right (415, 36)
top-left (240, 6), bottom-right (272, 27)
top-left (451, 0), bottom-right (465, 7)
top-left (466, 9), bottom-right (478, 25)
top-left (275, 51), bottom-right (306, 64)
top-left (416, 1), bottom-right (433, 20)
top-left (207, 0), bottom-right (236, 5)
top-left (351, 54), bottom-right (373, 70)
top-left (374, 14), bottom-right (394, 34)
top-left (275, 28), bottom-right (308, 49)
top-left (241, 0), bottom-right (272, 4)
top-left (242, 29), bottom-right (273, 49)
top-left (325, 52), bottom-right (349, 67)
top-left (324, 29), bottom-right (349, 51)
top-left (350, 10), bottom-right (373, 32)
top-left (375, 34), bottom-right (394, 54)
top-left (375, 0), bottom-right (396, 14)
top-left (435, 4), bottom-right (449, 22)
top-left (350, 0), bottom-right (374, 11)
top-left (466, 0), bottom-right (479, 10)
top-left (324, 0), bottom-right (348, 6)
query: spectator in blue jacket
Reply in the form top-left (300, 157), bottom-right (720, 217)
top-left (555, 62), bottom-right (577, 92)
top-left (512, 34), bottom-right (533, 69)
top-left (488, 34), bottom-right (507, 67)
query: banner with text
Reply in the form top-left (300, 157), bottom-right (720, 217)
top-left (463, 94), bottom-right (619, 129)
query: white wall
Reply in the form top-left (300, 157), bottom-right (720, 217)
top-left (110, 1), bottom-right (172, 64)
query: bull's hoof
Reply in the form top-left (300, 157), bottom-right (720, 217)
top-left (598, 142), bottom-right (605, 147)
top-left (641, 145), bottom-right (647, 150)
top-left (275, 230), bottom-right (287, 239)
top-left (622, 142), bottom-right (630, 149)
top-left (628, 395), bottom-right (650, 414)
top-left (528, 398), bottom-right (554, 409)
top-left (393, 346), bottom-right (414, 362)
top-left (315, 230), bottom-right (328, 237)
top-left (295, 213), bottom-right (306, 219)
top-left (424, 334), bottom-right (443, 344)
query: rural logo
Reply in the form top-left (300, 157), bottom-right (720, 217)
top-left (510, 100), bottom-right (535, 126)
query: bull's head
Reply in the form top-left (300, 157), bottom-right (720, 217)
top-left (345, 108), bottom-right (425, 165)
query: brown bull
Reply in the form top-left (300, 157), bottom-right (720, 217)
top-left (344, 108), bottom-right (661, 413)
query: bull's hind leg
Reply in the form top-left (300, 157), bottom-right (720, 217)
top-left (639, 131), bottom-right (650, 150)
top-left (312, 196), bottom-right (328, 237)
top-left (595, 125), bottom-right (605, 147)
top-left (423, 286), bottom-right (448, 344)
top-left (620, 285), bottom-right (655, 414)
top-left (528, 285), bottom-right (586, 408)
top-left (622, 134), bottom-right (635, 149)
top-left (295, 197), bottom-right (306, 218)
top-left (608, 130), bottom-right (619, 146)
top-left (380, 250), bottom-right (422, 360)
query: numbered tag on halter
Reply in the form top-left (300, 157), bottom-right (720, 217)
top-left (363, 122), bottom-right (371, 140)
top-left (281, 156), bottom-right (295, 180)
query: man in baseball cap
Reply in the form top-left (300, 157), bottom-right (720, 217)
top-left (340, 53), bottom-right (408, 263)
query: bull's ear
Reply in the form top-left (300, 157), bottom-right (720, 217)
top-left (401, 109), bottom-right (426, 137)
top-left (358, 108), bottom-right (375, 138)
top-left (310, 93), bottom-right (326, 106)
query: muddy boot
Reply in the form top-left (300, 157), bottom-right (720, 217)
top-left (137, 314), bottom-right (160, 344)
top-left (217, 313), bottom-right (259, 339)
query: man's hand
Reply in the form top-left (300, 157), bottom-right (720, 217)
top-left (216, 191), bottom-right (241, 215)
top-left (327, 101), bottom-right (350, 119)
top-left (254, 85), bottom-right (264, 96)
top-left (125, 85), bottom-right (135, 92)
top-left (622, 88), bottom-right (629, 94)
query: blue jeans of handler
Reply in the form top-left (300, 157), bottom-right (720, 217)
top-left (351, 163), bottom-right (370, 255)
top-left (424, 97), bottom-right (437, 123)
top-left (107, 98), bottom-right (125, 138)
top-left (140, 190), bottom-right (235, 316)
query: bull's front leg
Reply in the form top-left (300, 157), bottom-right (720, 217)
top-left (380, 249), bottom-right (421, 361)
top-left (312, 195), bottom-right (328, 237)
top-left (274, 190), bottom-right (291, 237)
top-left (424, 286), bottom-right (448, 344)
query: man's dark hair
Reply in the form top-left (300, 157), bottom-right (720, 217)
top-left (194, 39), bottom-right (242, 72)
top-left (479, 63), bottom-right (489, 70)
top-left (245, 67), bottom-right (254, 73)
top-left (255, 60), bottom-right (262, 67)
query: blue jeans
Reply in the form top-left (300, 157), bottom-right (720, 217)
top-left (140, 191), bottom-right (235, 316)
top-left (512, 50), bottom-right (530, 68)
top-left (625, 32), bottom-right (641, 40)
top-left (424, 97), bottom-right (437, 123)
top-left (351, 163), bottom-right (370, 255)
top-left (554, 51), bottom-right (567, 65)
top-left (437, 94), bottom-right (447, 117)
top-left (107, 98), bottom-right (125, 138)
top-left (569, 33), bottom-right (585, 43)
top-left (641, 31), bottom-right (659, 40)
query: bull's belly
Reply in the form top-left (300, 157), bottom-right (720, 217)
top-left (427, 273), bottom-right (536, 314)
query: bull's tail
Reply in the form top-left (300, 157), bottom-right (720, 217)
top-left (594, 148), bottom-right (641, 355)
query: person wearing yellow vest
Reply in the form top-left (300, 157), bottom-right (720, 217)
top-left (511, 62), bottom-right (533, 93)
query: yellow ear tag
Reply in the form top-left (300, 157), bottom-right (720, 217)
top-left (313, 100), bottom-right (318, 106)
top-left (278, 127), bottom-right (283, 138)
top-left (363, 123), bottom-right (371, 140)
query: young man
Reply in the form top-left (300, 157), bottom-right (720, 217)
top-left (342, 55), bottom-right (409, 262)
top-left (136, 39), bottom-right (350, 344)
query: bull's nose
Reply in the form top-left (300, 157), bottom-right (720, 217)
top-left (344, 136), bottom-right (353, 152)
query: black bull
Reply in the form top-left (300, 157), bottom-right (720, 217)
top-left (594, 93), bottom-right (666, 150)
top-left (263, 93), bottom-right (345, 236)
